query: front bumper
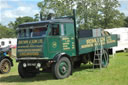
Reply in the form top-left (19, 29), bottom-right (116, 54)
top-left (16, 57), bottom-right (50, 62)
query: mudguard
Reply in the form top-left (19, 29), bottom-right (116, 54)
top-left (53, 53), bottom-right (71, 62)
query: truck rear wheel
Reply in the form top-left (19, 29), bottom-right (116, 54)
top-left (102, 50), bottom-right (109, 67)
top-left (18, 62), bottom-right (37, 78)
top-left (93, 50), bottom-right (109, 68)
top-left (52, 57), bottom-right (72, 79)
top-left (0, 58), bottom-right (11, 74)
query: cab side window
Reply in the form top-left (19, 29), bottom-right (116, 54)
top-left (50, 24), bottom-right (60, 36)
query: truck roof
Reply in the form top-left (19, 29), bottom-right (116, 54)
top-left (18, 19), bottom-right (73, 29)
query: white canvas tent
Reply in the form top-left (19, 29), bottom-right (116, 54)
top-left (105, 27), bottom-right (128, 54)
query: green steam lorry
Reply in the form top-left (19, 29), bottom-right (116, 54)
top-left (16, 11), bottom-right (118, 79)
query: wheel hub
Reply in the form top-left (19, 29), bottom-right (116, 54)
top-left (62, 66), bottom-right (66, 72)
top-left (2, 62), bottom-right (9, 72)
top-left (59, 62), bottom-right (68, 75)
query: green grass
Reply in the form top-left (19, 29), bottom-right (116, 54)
top-left (0, 52), bottom-right (128, 85)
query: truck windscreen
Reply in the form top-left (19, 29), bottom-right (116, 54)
top-left (18, 27), bottom-right (47, 38)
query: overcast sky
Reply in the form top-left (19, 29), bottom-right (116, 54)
top-left (0, 0), bottom-right (128, 26)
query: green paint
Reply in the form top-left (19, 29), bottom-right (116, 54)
top-left (102, 57), bottom-right (107, 66)
top-left (17, 19), bottom-right (118, 60)
top-left (79, 35), bottom-right (118, 55)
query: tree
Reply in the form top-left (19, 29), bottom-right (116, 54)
top-left (124, 17), bottom-right (128, 27)
top-left (37, 0), bottom-right (75, 20)
top-left (37, 0), bottom-right (50, 20)
top-left (0, 24), bottom-right (16, 38)
top-left (37, 0), bottom-right (125, 29)
top-left (8, 16), bottom-right (37, 30)
top-left (100, 0), bottom-right (125, 29)
top-left (77, 0), bottom-right (102, 29)
top-left (34, 14), bottom-right (40, 21)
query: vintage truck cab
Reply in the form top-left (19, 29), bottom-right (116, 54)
top-left (17, 19), bottom-right (77, 78)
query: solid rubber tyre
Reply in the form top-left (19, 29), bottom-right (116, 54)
top-left (93, 50), bottom-right (109, 68)
top-left (52, 57), bottom-right (72, 79)
top-left (0, 58), bottom-right (11, 74)
top-left (18, 62), bottom-right (37, 78)
top-left (102, 50), bottom-right (109, 68)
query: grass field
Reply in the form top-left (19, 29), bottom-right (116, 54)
top-left (0, 52), bottom-right (128, 85)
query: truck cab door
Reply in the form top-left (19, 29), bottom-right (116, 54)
top-left (61, 23), bottom-right (76, 56)
top-left (46, 23), bottom-right (76, 59)
top-left (47, 24), bottom-right (61, 58)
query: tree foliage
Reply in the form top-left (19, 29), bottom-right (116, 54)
top-left (8, 16), bottom-right (37, 30)
top-left (37, 0), bottom-right (75, 20)
top-left (76, 0), bottom-right (102, 29)
top-left (124, 17), bottom-right (128, 27)
top-left (0, 24), bottom-right (16, 39)
top-left (99, 0), bottom-right (125, 29)
top-left (37, 0), bottom-right (125, 29)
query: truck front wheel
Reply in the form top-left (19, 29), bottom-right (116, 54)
top-left (0, 58), bottom-right (11, 74)
top-left (52, 57), bottom-right (72, 79)
top-left (18, 62), bottom-right (37, 78)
